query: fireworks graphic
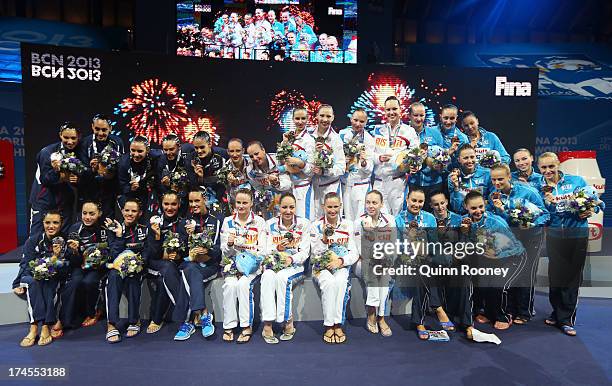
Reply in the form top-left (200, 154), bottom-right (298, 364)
top-left (270, 90), bottom-right (321, 133)
top-left (347, 74), bottom-right (455, 131)
top-left (114, 78), bottom-right (221, 145)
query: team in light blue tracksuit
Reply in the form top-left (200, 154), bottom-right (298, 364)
top-left (407, 126), bottom-right (446, 211)
top-left (448, 165), bottom-right (492, 214)
top-left (469, 127), bottom-right (511, 164)
top-left (511, 169), bottom-right (543, 191)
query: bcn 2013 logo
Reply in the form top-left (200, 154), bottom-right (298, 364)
top-left (30, 52), bottom-right (101, 82)
top-left (495, 76), bottom-right (531, 97)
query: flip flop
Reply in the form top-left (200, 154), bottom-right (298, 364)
top-left (146, 321), bottom-right (163, 334)
top-left (334, 330), bottom-right (346, 344)
top-left (82, 314), bottom-right (101, 328)
top-left (106, 329), bottom-right (122, 344)
top-left (38, 334), bottom-right (53, 346)
top-left (261, 332), bottom-right (279, 344)
top-left (280, 328), bottom-right (296, 341)
top-left (50, 327), bottom-right (63, 340)
top-left (366, 321), bottom-right (379, 334)
top-left (223, 330), bottom-right (234, 343)
top-left (126, 324), bottom-right (141, 338)
top-left (544, 318), bottom-right (557, 327)
top-left (417, 329), bottom-right (429, 340)
top-left (323, 330), bottom-right (335, 344)
top-left (380, 324), bottom-right (393, 337)
top-left (560, 325), bottom-right (577, 336)
top-left (19, 336), bottom-right (36, 348)
top-left (513, 316), bottom-right (529, 325)
top-left (494, 320), bottom-right (512, 330)
top-left (440, 321), bottom-right (456, 332)
top-left (236, 330), bottom-right (252, 344)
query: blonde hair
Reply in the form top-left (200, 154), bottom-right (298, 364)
top-left (538, 152), bottom-right (559, 164)
top-left (490, 163), bottom-right (511, 175)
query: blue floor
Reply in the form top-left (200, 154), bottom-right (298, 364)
top-left (0, 294), bottom-right (611, 386)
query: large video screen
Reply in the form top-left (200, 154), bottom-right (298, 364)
top-left (176, 0), bottom-right (357, 63)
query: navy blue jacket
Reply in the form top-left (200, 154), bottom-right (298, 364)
top-left (65, 222), bottom-right (121, 269)
top-left (145, 215), bottom-right (186, 263)
top-left (12, 233), bottom-right (68, 288)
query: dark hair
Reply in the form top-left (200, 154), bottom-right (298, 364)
top-left (235, 187), bottom-right (254, 201)
top-left (384, 96), bottom-right (400, 105)
top-left (59, 121), bottom-right (80, 135)
top-left (193, 131), bottom-right (211, 144)
top-left (279, 192), bottom-right (296, 204)
top-left (188, 189), bottom-right (207, 200)
top-left (323, 192), bottom-right (341, 203)
top-left (429, 190), bottom-right (447, 202)
top-left (246, 140), bottom-right (264, 151)
top-left (92, 114), bottom-right (113, 128)
top-left (461, 110), bottom-right (477, 121)
top-left (123, 198), bottom-right (142, 210)
top-left (513, 148), bottom-right (532, 157)
top-left (227, 138), bottom-right (244, 148)
top-left (464, 190), bottom-right (484, 204)
top-left (131, 135), bottom-right (150, 148)
top-left (43, 209), bottom-right (63, 222)
top-left (162, 133), bottom-right (181, 146)
top-left (161, 191), bottom-right (180, 202)
top-left (365, 190), bottom-right (383, 202)
top-left (81, 200), bottom-right (102, 212)
top-left (457, 143), bottom-right (475, 156)
top-left (408, 187), bottom-right (425, 197)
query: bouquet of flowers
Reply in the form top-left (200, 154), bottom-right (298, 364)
top-left (215, 163), bottom-right (233, 186)
top-left (314, 148), bottom-right (334, 170)
top-left (508, 202), bottom-right (542, 228)
top-left (262, 251), bottom-right (291, 272)
top-left (221, 255), bottom-right (239, 276)
top-left (276, 130), bottom-right (296, 163)
top-left (478, 150), bottom-right (501, 169)
top-left (162, 231), bottom-right (182, 254)
top-left (59, 153), bottom-right (87, 176)
top-left (474, 229), bottom-right (513, 259)
top-left (568, 186), bottom-right (603, 215)
top-left (107, 250), bottom-right (144, 278)
top-left (82, 243), bottom-right (110, 270)
top-left (393, 147), bottom-right (425, 174)
top-left (169, 167), bottom-right (189, 192)
top-left (344, 136), bottom-right (365, 173)
top-left (429, 145), bottom-right (451, 171)
top-left (98, 146), bottom-right (120, 173)
top-left (28, 255), bottom-right (66, 280)
top-left (254, 187), bottom-right (277, 215)
top-left (185, 231), bottom-right (214, 261)
top-left (312, 243), bottom-right (348, 275)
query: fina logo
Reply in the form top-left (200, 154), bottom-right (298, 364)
top-left (495, 76), bottom-right (532, 97)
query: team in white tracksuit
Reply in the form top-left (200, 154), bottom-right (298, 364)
top-left (310, 125), bottom-right (346, 219)
top-left (220, 211), bottom-right (267, 330)
top-left (260, 214), bottom-right (311, 323)
top-left (339, 123), bottom-right (375, 222)
top-left (354, 212), bottom-right (397, 317)
top-left (371, 121), bottom-right (419, 215)
top-left (310, 215), bottom-right (359, 327)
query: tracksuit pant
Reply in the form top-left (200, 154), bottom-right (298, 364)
top-left (21, 275), bottom-right (59, 325)
top-left (105, 270), bottom-right (142, 326)
top-left (222, 273), bottom-right (260, 329)
top-left (509, 230), bottom-right (544, 319)
top-left (173, 262), bottom-right (218, 322)
top-left (341, 180), bottom-right (370, 222)
top-left (148, 259), bottom-right (181, 325)
top-left (313, 178), bottom-right (342, 219)
top-left (293, 182), bottom-right (315, 221)
top-left (373, 176), bottom-right (406, 216)
top-left (260, 266), bottom-right (305, 323)
top-left (59, 268), bottom-right (104, 326)
top-left (354, 260), bottom-right (393, 317)
top-left (546, 235), bottom-right (588, 326)
top-left (314, 267), bottom-right (351, 327)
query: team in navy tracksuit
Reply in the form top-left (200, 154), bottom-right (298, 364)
top-left (105, 200), bottom-right (149, 335)
top-left (428, 191), bottom-right (474, 330)
top-left (29, 125), bottom-right (85, 236)
top-left (59, 203), bottom-right (121, 328)
top-left (117, 137), bottom-right (162, 221)
top-left (79, 119), bottom-right (124, 220)
top-left (462, 191), bottom-right (526, 327)
top-left (538, 155), bottom-right (604, 332)
top-left (186, 132), bottom-right (226, 215)
top-left (172, 191), bottom-right (222, 330)
top-left (146, 193), bottom-right (186, 329)
top-left (487, 164), bottom-right (550, 322)
top-left (157, 135), bottom-right (193, 217)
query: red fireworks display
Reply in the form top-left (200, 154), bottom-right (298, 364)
top-left (270, 90), bottom-right (322, 132)
top-left (115, 78), bottom-right (220, 145)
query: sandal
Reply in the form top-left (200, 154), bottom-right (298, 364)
top-left (380, 324), bottom-right (393, 337)
top-left (494, 320), bottom-right (512, 330)
top-left (439, 321), bottom-right (456, 332)
top-left (126, 324), bottom-right (141, 338)
top-left (466, 327), bottom-right (474, 341)
top-left (223, 330), bottom-right (234, 343)
top-left (82, 312), bottom-right (102, 328)
top-left (280, 328), bottom-right (296, 341)
top-left (19, 335), bottom-right (36, 348)
top-left (323, 329), bottom-right (335, 344)
top-left (475, 314), bottom-right (490, 324)
top-left (366, 320), bottom-right (379, 334)
top-left (334, 329), bottom-right (346, 344)
top-left (417, 329), bottom-right (429, 341)
top-left (38, 334), bottom-right (53, 346)
top-left (146, 321), bottom-right (163, 334)
top-left (106, 329), bottom-right (122, 344)
top-left (50, 327), bottom-right (63, 340)
top-left (262, 331), bottom-right (279, 344)
top-left (236, 330), bottom-right (252, 344)
top-left (544, 318), bottom-right (557, 327)
top-left (560, 325), bottom-right (577, 336)
top-left (513, 316), bottom-right (529, 325)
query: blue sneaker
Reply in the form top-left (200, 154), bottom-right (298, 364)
top-left (201, 313), bottom-right (215, 338)
top-left (174, 322), bottom-right (195, 341)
